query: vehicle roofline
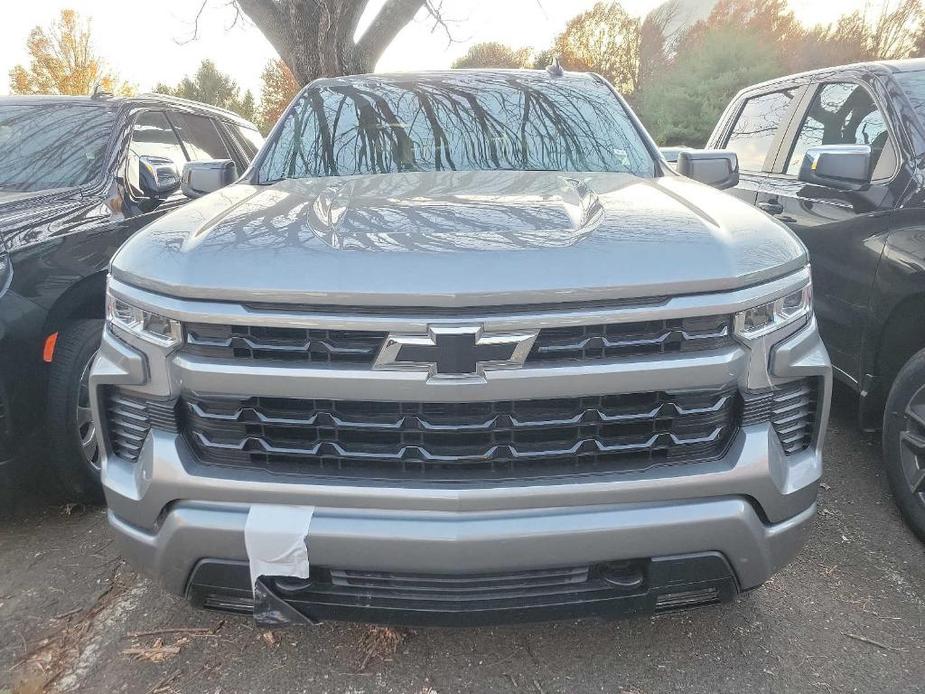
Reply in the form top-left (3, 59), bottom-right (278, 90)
top-left (729, 59), bottom-right (925, 102)
top-left (0, 92), bottom-right (258, 129)
top-left (306, 68), bottom-right (599, 88)
top-left (134, 93), bottom-right (257, 126)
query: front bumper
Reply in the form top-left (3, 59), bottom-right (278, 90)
top-left (93, 272), bottom-right (831, 623)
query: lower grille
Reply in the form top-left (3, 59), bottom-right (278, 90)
top-left (104, 390), bottom-right (177, 462)
top-left (187, 553), bottom-right (739, 626)
top-left (182, 388), bottom-right (740, 481)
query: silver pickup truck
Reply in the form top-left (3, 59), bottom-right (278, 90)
top-left (91, 69), bottom-right (831, 626)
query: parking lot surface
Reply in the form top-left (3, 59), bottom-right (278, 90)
top-left (1, 386), bottom-right (923, 694)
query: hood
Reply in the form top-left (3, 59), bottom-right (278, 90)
top-left (112, 170), bottom-right (807, 307)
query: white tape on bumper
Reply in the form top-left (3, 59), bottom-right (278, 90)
top-left (244, 504), bottom-right (315, 594)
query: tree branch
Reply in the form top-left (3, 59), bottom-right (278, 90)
top-left (353, 0), bottom-right (425, 65)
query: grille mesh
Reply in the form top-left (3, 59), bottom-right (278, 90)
top-left (181, 388), bottom-right (740, 482)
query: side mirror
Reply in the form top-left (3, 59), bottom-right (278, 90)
top-left (677, 150), bottom-right (739, 190)
top-left (798, 145), bottom-right (871, 191)
top-left (137, 155), bottom-right (180, 199)
top-left (181, 159), bottom-right (238, 199)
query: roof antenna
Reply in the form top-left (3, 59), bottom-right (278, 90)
top-left (545, 56), bottom-right (564, 78)
top-left (91, 83), bottom-right (113, 99)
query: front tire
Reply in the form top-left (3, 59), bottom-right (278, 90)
top-left (46, 320), bottom-right (105, 504)
top-left (882, 347), bottom-right (925, 542)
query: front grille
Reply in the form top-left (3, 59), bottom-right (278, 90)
top-left (742, 379), bottom-right (819, 454)
top-left (528, 315), bottom-right (733, 363)
top-left (181, 388), bottom-right (740, 482)
top-left (181, 314), bottom-right (733, 367)
top-left (104, 390), bottom-right (177, 462)
top-left (184, 323), bottom-right (387, 365)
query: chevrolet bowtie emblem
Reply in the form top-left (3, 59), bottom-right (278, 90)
top-left (374, 326), bottom-right (538, 379)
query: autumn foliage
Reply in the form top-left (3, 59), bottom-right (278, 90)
top-left (9, 9), bottom-right (133, 96)
top-left (257, 60), bottom-right (301, 133)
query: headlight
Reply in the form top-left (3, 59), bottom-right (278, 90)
top-left (106, 290), bottom-right (183, 348)
top-left (734, 283), bottom-right (812, 340)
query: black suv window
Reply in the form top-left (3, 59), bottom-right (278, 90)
top-left (168, 112), bottom-right (232, 161)
top-left (258, 73), bottom-right (656, 181)
top-left (0, 103), bottom-right (115, 192)
top-left (724, 90), bottom-right (796, 172)
top-left (130, 111), bottom-right (186, 167)
top-left (785, 82), bottom-right (890, 175)
top-left (127, 111), bottom-right (187, 195)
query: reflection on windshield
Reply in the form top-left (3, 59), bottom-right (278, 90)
top-left (0, 103), bottom-right (115, 192)
top-left (896, 70), bottom-right (925, 131)
top-left (259, 72), bottom-right (655, 182)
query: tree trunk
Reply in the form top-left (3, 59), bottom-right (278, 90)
top-left (236, 0), bottom-right (428, 86)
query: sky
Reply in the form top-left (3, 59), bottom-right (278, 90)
top-left (0, 0), bottom-right (892, 97)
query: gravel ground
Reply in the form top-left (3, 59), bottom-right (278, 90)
top-left (1, 385), bottom-right (923, 694)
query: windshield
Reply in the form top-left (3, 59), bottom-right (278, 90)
top-left (896, 70), bottom-right (925, 132)
top-left (258, 73), bottom-right (656, 182)
top-left (0, 103), bottom-right (116, 192)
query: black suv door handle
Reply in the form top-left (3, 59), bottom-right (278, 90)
top-left (757, 201), bottom-right (784, 215)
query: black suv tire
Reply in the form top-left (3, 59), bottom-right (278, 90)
top-left (46, 320), bottom-right (105, 504)
top-left (882, 347), bottom-right (925, 542)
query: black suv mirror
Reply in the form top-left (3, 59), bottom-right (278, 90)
top-left (677, 150), bottom-right (739, 190)
top-left (137, 155), bottom-right (181, 199)
top-left (798, 145), bottom-right (871, 191)
top-left (181, 160), bottom-right (238, 199)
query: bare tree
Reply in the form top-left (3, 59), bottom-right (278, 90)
top-left (228, 0), bottom-right (451, 86)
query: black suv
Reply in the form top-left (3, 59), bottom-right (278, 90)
top-left (707, 59), bottom-right (925, 540)
top-left (0, 93), bottom-right (261, 500)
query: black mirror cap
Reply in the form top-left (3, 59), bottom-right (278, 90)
top-left (138, 155), bottom-right (181, 200)
top-left (181, 159), bottom-right (238, 199)
top-left (677, 150), bottom-right (740, 190)
top-left (798, 145), bottom-right (871, 191)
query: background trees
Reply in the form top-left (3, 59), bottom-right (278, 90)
top-left (552, 2), bottom-right (642, 94)
top-left (155, 59), bottom-right (257, 122)
top-left (9, 9), bottom-right (133, 96)
top-left (256, 59), bottom-right (301, 133)
top-left (452, 43), bottom-right (533, 70)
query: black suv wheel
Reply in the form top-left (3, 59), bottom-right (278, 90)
top-left (882, 347), bottom-right (925, 542)
top-left (46, 320), bottom-right (105, 504)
